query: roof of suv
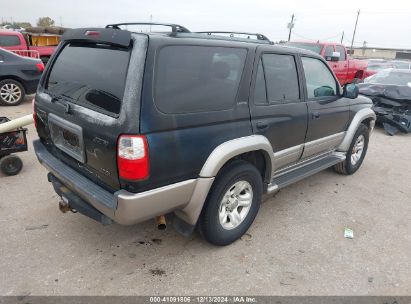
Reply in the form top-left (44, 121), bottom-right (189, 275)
top-left (143, 32), bottom-right (321, 58)
top-left (61, 25), bottom-right (323, 59)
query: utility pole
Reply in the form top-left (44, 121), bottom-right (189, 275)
top-left (340, 31), bottom-right (344, 44)
top-left (59, 16), bottom-right (63, 27)
top-left (350, 10), bottom-right (360, 54)
top-left (149, 14), bottom-right (153, 32)
top-left (287, 14), bottom-right (295, 41)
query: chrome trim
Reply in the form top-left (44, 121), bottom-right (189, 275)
top-left (266, 183), bottom-right (279, 194)
top-left (337, 108), bottom-right (376, 152)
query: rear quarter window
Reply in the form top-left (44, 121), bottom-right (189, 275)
top-left (154, 45), bottom-right (247, 114)
top-left (46, 43), bottom-right (130, 115)
top-left (0, 35), bottom-right (20, 47)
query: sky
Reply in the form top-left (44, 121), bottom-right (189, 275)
top-left (2, 0), bottom-right (411, 49)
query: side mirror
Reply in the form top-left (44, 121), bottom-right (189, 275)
top-left (330, 51), bottom-right (340, 62)
top-left (343, 83), bottom-right (359, 99)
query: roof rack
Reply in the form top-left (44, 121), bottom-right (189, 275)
top-left (196, 31), bottom-right (271, 42)
top-left (105, 22), bottom-right (191, 33)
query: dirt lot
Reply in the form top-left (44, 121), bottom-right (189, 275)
top-left (1, 97), bottom-right (410, 296)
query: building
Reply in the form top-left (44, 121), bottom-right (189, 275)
top-left (350, 47), bottom-right (411, 60)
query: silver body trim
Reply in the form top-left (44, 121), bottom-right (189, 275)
top-left (273, 150), bottom-right (334, 178)
top-left (272, 144), bottom-right (304, 172)
top-left (115, 180), bottom-right (197, 225)
top-left (302, 132), bottom-right (345, 159)
top-left (337, 108), bottom-right (376, 151)
top-left (174, 177), bottom-right (215, 225)
top-left (199, 135), bottom-right (274, 182)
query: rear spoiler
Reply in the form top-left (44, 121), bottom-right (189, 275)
top-left (61, 28), bottom-right (132, 47)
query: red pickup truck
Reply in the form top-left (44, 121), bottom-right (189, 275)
top-left (0, 30), bottom-right (56, 64)
top-left (286, 41), bottom-right (367, 85)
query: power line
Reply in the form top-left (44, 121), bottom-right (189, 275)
top-left (292, 31), bottom-right (313, 41)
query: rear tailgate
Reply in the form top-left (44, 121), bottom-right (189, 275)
top-left (34, 28), bottom-right (147, 191)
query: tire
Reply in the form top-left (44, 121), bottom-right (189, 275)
top-left (0, 155), bottom-right (23, 176)
top-left (334, 124), bottom-right (369, 175)
top-left (198, 160), bottom-right (263, 246)
top-left (0, 79), bottom-right (25, 106)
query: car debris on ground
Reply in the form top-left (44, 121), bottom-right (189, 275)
top-left (359, 69), bottom-right (411, 136)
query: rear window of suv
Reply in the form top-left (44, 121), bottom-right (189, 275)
top-left (0, 35), bottom-right (20, 46)
top-left (155, 45), bottom-right (247, 114)
top-left (46, 43), bottom-right (130, 115)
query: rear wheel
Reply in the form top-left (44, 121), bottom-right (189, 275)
top-left (334, 124), bottom-right (369, 175)
top-left (199, 160), bottom-right (262, 246)
top-left (0, 155), bottom-right (23, 176)
top-left (0, 79), bottom-right (25, 106)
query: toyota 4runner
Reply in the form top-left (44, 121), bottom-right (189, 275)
top-left (33, 23), bottom-right (376, 246)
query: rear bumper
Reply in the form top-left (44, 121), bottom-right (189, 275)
top-left (33, 139), bottom-right (197, 225)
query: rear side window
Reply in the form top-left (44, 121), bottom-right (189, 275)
top-left (335, 45), bottom-right (346, 61)
top-left (46, 43), bottom-right (130, 115)
top-left (0, 35), bottom-right (20, 46)
top-left (262, 54), bottom-right (300, 103)
top-left (324, 46), bottom-right (334, 60)
top-left (155, 46), bottom-right (247, 114)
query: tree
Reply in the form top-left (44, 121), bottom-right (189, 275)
top-left (0, 21), bottom-right (32, 29)
top-left (15, 22), bottom-right (32, 29)
top-left (37, 17), bottom-right (55, 27)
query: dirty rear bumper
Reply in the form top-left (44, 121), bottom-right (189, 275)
top-left (33, 140), bottom-right (197, 225)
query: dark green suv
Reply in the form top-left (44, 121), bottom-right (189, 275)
top-left (33, 23), bottom-right (376, 245)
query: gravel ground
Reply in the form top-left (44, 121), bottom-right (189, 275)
top-left (0, 97), bottom-right (410, 296)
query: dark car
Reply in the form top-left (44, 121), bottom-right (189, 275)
top-left (0, 48), bottom-right (44, 106)
top-left (359, 68), bottom-right (411, 135)
top-left (363, 59), bottom-right (394, 78)
top-left (33, 23), bottom-right (376, 246)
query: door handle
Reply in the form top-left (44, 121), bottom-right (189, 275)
top-left (256, 121), bottom-right (269, 130)
top-left (312, 112), bottom-right (320, 119)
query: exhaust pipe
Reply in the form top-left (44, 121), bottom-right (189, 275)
top-left (59, 200), bottom-right (71, 213)
top-left (58, 196), bottom-right (77, 214)
top-left (155, 215), bottom-right (167, 230)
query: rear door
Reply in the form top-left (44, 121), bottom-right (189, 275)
top-left (300, 56), bottom-right (349, 159)
top-left (250, 48), bottom-right (308, 172)
top-left (35, 31), bottom-right (146, 191)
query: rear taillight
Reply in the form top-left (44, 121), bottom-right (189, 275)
top-left (36, 62), bottom-right (45, 72)
top-left (32, 97), bottom-right (37, 129)
top-left (117, 135), bottom-right (149, 180)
